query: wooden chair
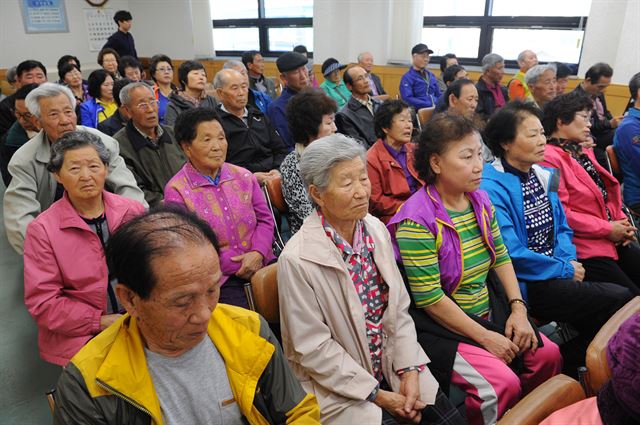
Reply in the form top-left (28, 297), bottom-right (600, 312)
top-left (417, 107), bottom-right (435, 126)
top-left (584, 296), bottom-right (640, 395)
top-left (264, 176), bottom-right (288, 213)
top-left (497, 374), bottom-right (585, 425)
top-left (46, 388), bottom-right (56, 415)
top-left (605, 145), bottom-right (621, 177)
top-left (245, 263), bottom-right (279, 323)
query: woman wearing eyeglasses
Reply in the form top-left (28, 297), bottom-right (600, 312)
top-left (148, 54), bottom-right (177, 124)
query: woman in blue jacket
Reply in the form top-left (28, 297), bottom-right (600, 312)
top-left (481, 101), bottom-right (633, 351)
top-left (79, 69), bottom-right (117, 128)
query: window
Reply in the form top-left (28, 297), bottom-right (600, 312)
top-left (211, 0), bottom-right (313, 57)
top-left (423, 0), bottom-right (590, 68)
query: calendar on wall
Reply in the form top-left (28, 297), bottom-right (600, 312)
top-left (84, 8), bottom-right (117, 51)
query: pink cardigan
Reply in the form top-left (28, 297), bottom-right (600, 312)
top-left (541, 144), bottom-right (625, 260)
top-left (23, 191), bottom-right (145, 365)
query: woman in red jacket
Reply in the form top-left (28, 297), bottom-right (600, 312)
top-left (540, 92), bottom-right (640, 295)
top-left (367, 100), bottom-right (423, 223)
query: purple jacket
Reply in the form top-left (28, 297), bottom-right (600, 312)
top-left (164, 162), bottom-right (275, 284)
top-left (387, 185), bottom-right (496, 295)
top-left (23, 191), bottom-right (145, 365)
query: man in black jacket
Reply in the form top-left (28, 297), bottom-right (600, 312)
top-left (476, 53), bottom-right (509, 121)
top-left (336, 66), bottom-right (382, 148)
top-left (214, 69), bottom-right (287, 184)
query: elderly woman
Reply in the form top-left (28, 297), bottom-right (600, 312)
top-left (481, 102), bottom-right (633, 363)
top-left (541, 92), bottom-right (640, 295)
top-left (80, 69), bottom-right (116, 128)
top-left (281, 88), bottom-right (337, 234)
top-left (148, 54), bottom-right (176, 124)
top-left (165, 60), bottom-right (217, 126)
top-left (388, 113), bottom-right (562, 425)
top-left (97, 48), bottom-right (121, 80)
top-left (23, 131), bottom-right (145, 366)
top-left (59, 63), bottom-right (90, 106)
top-left (164, 108), bottom-right (275, 308)
top-left (278, 134), bottom-right (463, 424)
top-left (367, 100), bottom-right (422, 224)
top-left (319, 58), bottom-right (351, 109)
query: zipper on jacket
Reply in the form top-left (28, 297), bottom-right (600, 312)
top-left (96, 379), bottom-right (154, 418)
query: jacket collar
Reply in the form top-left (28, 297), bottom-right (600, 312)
top-left (125, 121), bottom-right (170, 152)
top-left (297, 211), bottom-right (348, 270)
top-left (485, 160), bottom-right (553, 194)
top-left (57, 190), bottom-right (134, 231)
top-left (181, 161), bottom-right (233, 189)
top-left (34, 131), bottom-right (52, 164)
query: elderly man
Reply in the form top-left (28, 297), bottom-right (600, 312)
top-left (97, 78), bottom-right (132, 137)
top-left (3, 83), bottom-right (145, 254)
top-left (508, 50), bottom-right (538, 101)
top-left (357, 51), bottom-right (387, 100)
top-left (476, 53), bottom-right (509, 120)
top-left (222, 60), bottom-right (271, 114)
top-left (114, 82), bottom-right (186, 207)
top-left (267, 51), bottom-right (310, 150)
top-left (400, 43), bottom-right (441, 110)
top-left (0, 59), bottom-right (48, 138)
top-left (242, 50), bottom-right (277, 99)
top-left (53, 207), bottom-right (320, 424)
top-left (336, 66), bottom-right (382, 147)
top-left (215, 69), bottom-right (287, 184)
top-left (525, 64), bottom-right (557, 109)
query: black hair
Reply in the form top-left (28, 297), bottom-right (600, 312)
top-left (293, 45), bottom-right (308, 55)
top-left (442, 64), bottom-right (466, 86)
top-left (241, 51), bottom-right (260, 68)
top-left (113, 10), bottom-right (132, 24)
top-left (553, 62), bottom-right (572, 79)
top-left (343, 67), bottom-right (355, 87)
top-left (113, 78), bottom-right (132, 107)
top-left (287, 88), bottom-right (337, 146)
top-left (484, 101), bottom-right (543, 157)
top-left (118, 56), bottom-right (143, 78)
top-left (373, 99), bottom-right (410, 139)
top-left (97, 48), bottom-right (120, 67)
top-left (177, 60), bottom-right (206, 90)
top-left (443, 78), bottom-right (475, 110)
top-left (628, 72), bottom-right (640, 101)
top-left (57, 55), bottom-right (81, 72)
top-left (15, 83), bottom-right (39, 101)
top-left (439, 53), bottom-right (457, 73)
top-left (58, 63), bottom-right (80, 83)
top-left (585, 62), bottom-right (613, 83)
top-left (87, 69), bottom-right (113, 99)
top-left (149, 54), bottom-right (173, 82)
top-left (16, 60), bottom-right (47, 79)
top-left (174, 107), bottom-right (221, 145)
top-left (541, 91), bottom-right (593, 135)
top-left (106, 206), bottom-right (220, 300)
top-left (414, 113), bottom-right (479, 184)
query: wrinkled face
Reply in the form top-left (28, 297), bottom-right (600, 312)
top-left (412, 52), bottom-right (430, 69)
top-left (358, 53), bottom-right (374, 73)
top-left (383, 108), bottom-right (413, 144)
top-left (530, 70), bottom-right (557, 104)
top-left (186, 69), bottom-right (207, 92)
top-left (153, 61), bottom-right (174, 85)
top-left (247, 54), bottom-right (265, 75)
top-left (486, 61), bottom-right (505, 85)
top-left (282, 65), bottom-right (309, 92)
top-left (520, 51), bottom-right (538, 71)
top-left (99, 74), bottom-right (115, 101)
top-left (102, 54), bottom-right (118, 74)
top-left (216, 71), bottom-right (248, 111)
top-left (126, 86), bottom-right (159, 130)
top-left (556, 77), bottom-right (569, 95)
top-left (557, 109), bottom-right (592, 142)
top-left (64, 68), bottom-right (83, 88)
top-left (503, 114), bottom-right (547, 168)
top-left (311, 157), bottom-right (371, 223)
top-left (430, 132), bottom-right (484, 193)
top-left (14, 99), bottom-right (40, 132)
top-left (38, 93), bottom-right (77, 142)
top-left (347, 66), bottom-right (371, 95)
top-left (124, 243), bottom-right (222, 357)
top-left (123, 66), bottom-right (141, 82)
top-left (18, 67), bottom-right (47, 86)
top-left (450, 84), bottom-right (479, 117)
top-left (54, 146), bottom-right (107, 201)
top-left (586, 76), bottom-right (611, 96)
top-left (315, 114), bottom-right (337, 141)
top-left (182, 120), bottom-right (227, 175)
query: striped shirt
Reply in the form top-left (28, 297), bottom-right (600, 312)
top-left (396, 204), bottom-right (511, 316)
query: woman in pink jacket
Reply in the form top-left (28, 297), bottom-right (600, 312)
top-left (540, 92), bottom-right (640, 295)
top-left (23, 131), bottom-right (145, 366)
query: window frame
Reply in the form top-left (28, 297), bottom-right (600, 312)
top-left (212, 1), bottom-right (313, 57)
top-left (423, 0), bottom-right (587, 68)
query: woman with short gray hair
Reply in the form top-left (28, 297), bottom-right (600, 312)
top-left (278, 135), bottom-right (463, 424)
top-left (23, 130), bottom-right (145, 366)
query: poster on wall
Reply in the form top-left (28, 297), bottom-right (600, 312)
top-left (84, 8), bottom-right (117, 51)
top-left (20, 0), bottom-right (69, 33)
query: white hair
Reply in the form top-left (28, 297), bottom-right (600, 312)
top-left (525, 64), bottom-right (556, 86)
top-left (25, 82), bottom-right (76, 118)
top-left (119, 81), bottom-right (154, 106)
top-left (481, 53), bottom-right (504, 73)
top-left (213, 68), bottom-right (242, 89)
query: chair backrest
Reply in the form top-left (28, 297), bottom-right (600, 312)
top-left (249, 263), bottom-right (279, 323)
top-left (606, 145), bottom-right (622, 178)
top-left (586, 296), bottom-right (640, 393)
top-left (497, 374), bottom-right (585, 425)
top-left (46, 389), bottom-right (56, 415)
top-left (417, 107), bottom-right (435, 126)
top-left (265, 177), bottom-right (288, 214)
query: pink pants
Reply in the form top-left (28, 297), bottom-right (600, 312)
top-left (450, 334), bottom-right (562, 425)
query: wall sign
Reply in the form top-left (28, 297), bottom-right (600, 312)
top-left (20, 0), bottom-right (69, 33)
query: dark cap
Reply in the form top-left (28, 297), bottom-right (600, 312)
top-left (412, 43), bottom-right (434, 55)
top-left (276, 52), bottom-right (308, 73)
top-left (321, 58), bottom-right (347, 77)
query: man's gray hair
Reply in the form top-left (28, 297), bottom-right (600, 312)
top-left (25, 82), bottom-right (76, 118)
top-left (299, 134), bottom-right (366, 206)
top-left (47, 130), bottom-right (111, 173)
top-left (222, 60), bottom-right (245, 71)
top-left (517, 50), bottom-right (534, 64)
top-left (213, 68), bottom-right (241, 89)
top-left (119, 81), bottom-right (154, 106)
top-left (357, 52), bottom-right (371, 63)
top-left (525, 64), bottom-right (556, 86)
top-left (481, 53), bottom-right (504, 73)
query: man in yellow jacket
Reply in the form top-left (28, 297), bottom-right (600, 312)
top-left (53, 207), bottom-right (320, 424)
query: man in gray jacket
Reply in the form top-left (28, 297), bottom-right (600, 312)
top-left (3, 83), bottom-right (146, 254)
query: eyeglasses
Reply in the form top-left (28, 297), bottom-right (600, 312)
top-left (16, 111), bottom-right (34, 120)
top-left (135, 100), bottom-right (158, 110)
top-left (156, 67), bottom-right (173, 73)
